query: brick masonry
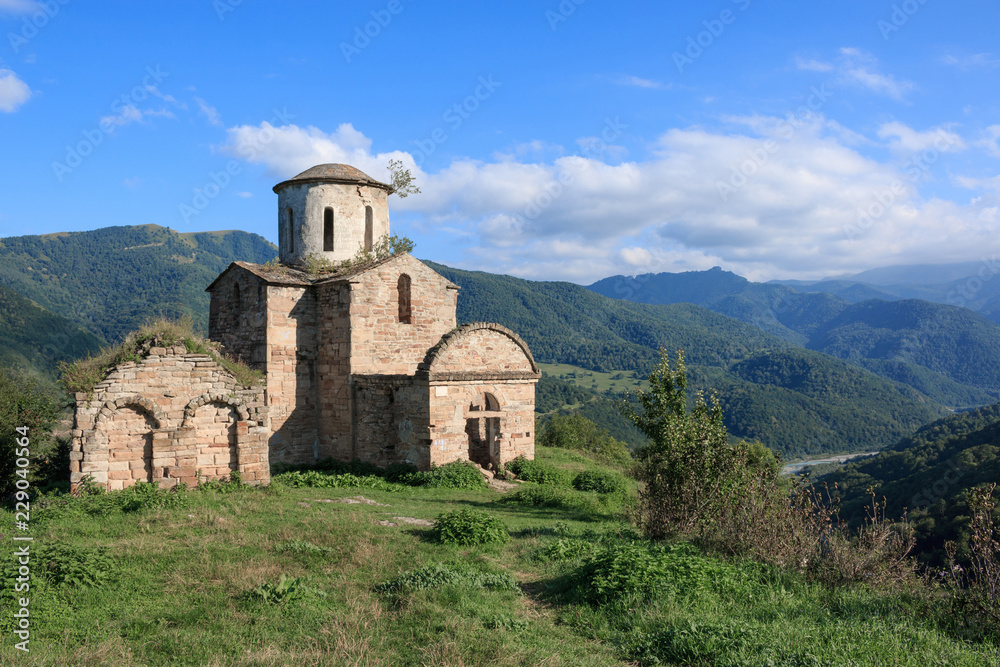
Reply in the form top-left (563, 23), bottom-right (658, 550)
top-left (76, 165), bottom-right (540, 485)
top-left (70, 348), bottom-right (269, 491)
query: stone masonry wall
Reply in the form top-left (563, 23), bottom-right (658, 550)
top-left (315, 281), bottom-right (353, 461)
top-left (426, 380), bottom-right (536, 469)
top-left (352, 375), bottom-right (429, 468)
top-left (208, 269), bottom-right (267, 371)
top-left (347, 254), bottom-right (458, 376)
top-left (264, 284), bottom-right (319, 464)
top-left (70, 348), bottom-right (269, 491)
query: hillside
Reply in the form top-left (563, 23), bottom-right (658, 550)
top-left (426, 262), bottom-right (947, 458)
top-left (825, 403), bottom-right (1000, 565)
top-left (0, 284), bottom-right (104, 378)
top-left (0, 225), bottom-right (278, 344)
top-left (590, 268), bottom-right (1000, 408)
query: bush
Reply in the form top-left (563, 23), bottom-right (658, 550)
top-left (0, 368), bottom-right (61, 499)
top-left (375, 563), bottom-right (518, 595)
top-left (242, 574), bottom-right (326, 605)
top-left (505, 456), bottom-right (570, 486)
top-left (498, 485), bottom-right (599, 514)
top-left (538, 413), bottom-right (633, 468)
top-left (407, 460), bottom-right (486, 490)
top-left (431, 508), bottom-right (509, 546)
top-left (37, 543), bottom-right (116, 588)
top-left (573, 543), bottom-right (753, 606)
top-left (573, 470), bottom-right (625, 494)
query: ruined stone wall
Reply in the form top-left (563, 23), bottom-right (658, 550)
top-left (70, 348), bottom-right (268, 491)
top-left (264, 284), bottom-right (319, 464)
top-left (348, 255), bottom-right (458, 376)
top-left (208, 269), bottom-right (267, 371)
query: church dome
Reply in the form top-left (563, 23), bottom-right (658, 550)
top-left (273, 164), bottom-right (391, 193)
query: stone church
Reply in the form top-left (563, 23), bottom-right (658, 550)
top-left (69, 164), bottom-right (539, 491)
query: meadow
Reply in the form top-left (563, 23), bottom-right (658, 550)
top-left (1, 446), bottom-right (997, 666)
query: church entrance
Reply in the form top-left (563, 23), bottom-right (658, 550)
top-left (465, 393), bottom-right (501, 469)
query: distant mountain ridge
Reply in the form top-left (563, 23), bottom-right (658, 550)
top-left (589, 267), bottom-right (1000, 408)
top-left (0, 224), bottom-right (278, 345)
top-left (427, 261), bottom-right (946, 458)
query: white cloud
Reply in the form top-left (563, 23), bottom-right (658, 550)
top-left (194, 96), bottom-right (222, 126)
top-left (0, 69), bottom-right (31, 112)
top-left (616, 75), bottom-right (671, 90)
top-left (977, 125), bottom-right (1000, 157)
top-left (795, 57), bottom-right (833, 72)
top-left (836, 48), bottom-right (915, 101)
top-left (99, 104), bottom-right (174, 131)
top-left (221, 118), bottom-right (999, 282)
top-left (237, 191), bottom-right (253, 198)
top-left (942, 53), bottom-right (1000, 70)
top-left (877, 122), bottom-right (965, 154)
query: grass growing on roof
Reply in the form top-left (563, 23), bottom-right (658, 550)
top-left (58, 316), bottom-right (264, 396)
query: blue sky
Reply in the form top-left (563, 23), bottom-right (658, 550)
top-left (1, 0), bottom-right (998, 283)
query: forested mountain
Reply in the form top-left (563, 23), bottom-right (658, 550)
top-left (426, 261), bottom-right (946, 458)
top-left (0, 284), bottom-right (104, 378)
top-left (825, 402), bottom-right (1000, 565)
top-left (589, 268), bottom-right (1000, 408)
top-left (0, 225), bottom-right (277, 345)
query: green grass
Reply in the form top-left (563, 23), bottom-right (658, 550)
top-left (538, 362), bottom-right (649, 395)
top-left (1, 447), bottom-right (997, 665)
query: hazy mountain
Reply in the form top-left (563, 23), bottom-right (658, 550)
top-left (590, 268), bottom-right (1000, 408)
top-left (427, 261), bottom-right (946, 458)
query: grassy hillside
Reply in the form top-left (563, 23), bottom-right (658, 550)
top-left (0, 224), bottom-right (277, 344)
top-left (0, 284), bottom-right (104, 378)
top-left (2, 451), bottom-right (996, 665)
top-left (428, 262), bottom-right (946, 458)
top-left (826, 403), bottom-right (1000, 565)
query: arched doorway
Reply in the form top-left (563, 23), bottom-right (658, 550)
top-left (465, 392), bottom-right (501, 469)
top-left (106, 405), bottom-right (157, 487)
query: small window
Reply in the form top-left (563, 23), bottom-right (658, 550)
top-left (287, 208), bottom-right (295, 254)
top-left (232, 282), bottom-right (241, 308)
top-left (397, 274), bottom-right (412, 324)
top-left (364, 205), bottom-right (374, 251)
top-left (323, 207), bottom-right (334, 252)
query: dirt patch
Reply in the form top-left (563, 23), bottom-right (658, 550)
top-left (377, 516), bottom-right (434, 527)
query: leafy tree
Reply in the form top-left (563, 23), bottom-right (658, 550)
top-left (622, 349), bottom-right (762, 539)
top-left (387, 159), bottom-right (421, 198)
top-left (0, 368), bottom-right (62, 498)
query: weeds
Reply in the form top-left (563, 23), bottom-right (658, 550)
top-left (431, 508), bottom-right (510, 546)
top-left (59, 316), bottom-right (263, 395)
top-left (375, 563), bottom-right (518, 595)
